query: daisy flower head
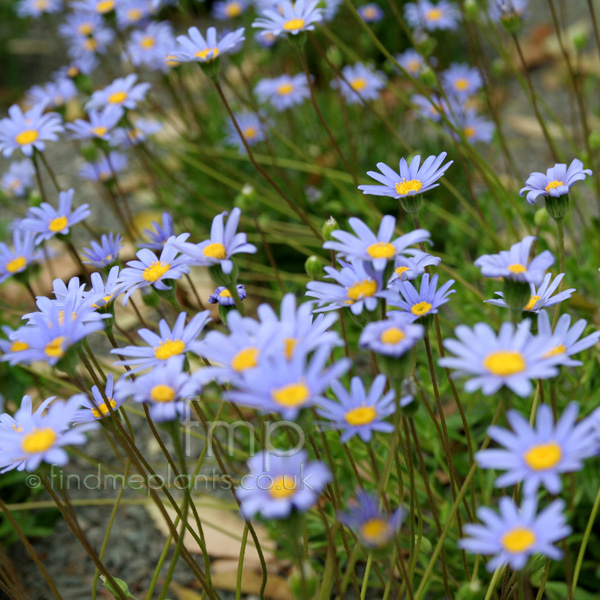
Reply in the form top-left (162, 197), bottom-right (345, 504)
top-left (255, 74), bottom-right (310, 111)
top-left (17, 0), bottom-right (62, 17)
top-left (172, 207), bottom-right (257, 276)
top-left (442, 63), bottom-right (483, 99)
top-left (225, 112), bottom-right (266, 152)
top-left (225, 345), bottom-right (350, 420)
top-left (404, 0), bottom-right (460, 31)
top-left (86, 74), bottom-right (151, 111)
top-left (0, 102), bottom-right (63, 158)
top-left (140, 212), bottom-right (176, 250)
top-left (66, 105), bottom-right (124, 141)
top-left (332, 63), bottom-right (387, 105)
top-left (236, 450), bottom-right (331, 519)
top-left (115, 0), bottom-right (151, 28)
top-left (111, 117), bottom-right (162, 147)
top-left (117, 234), bottom-right (192, 305)
top-left (115, 356), bottom-right (200, 422)
top-left (358, 3), bottom-right (384, 22)
top-left (72, 373), bottom-right (126, 423)
top-left (438, 320), bottom-right (562, 397)
top-left (208, 284), bottom-right (247, 306)
top-left (411, 93), bottom-right (450, 123)
top-left (359, 311), bottom-right (425, 357)
top-left (306, 259), bottom-right (385, 316)
top-left (537, 310), bottom-right (600, 368)
top-left (459, 497), bottom-right (570, 572)
top-left (338, 491), bottom-right (404, 548)
top-left (212, 0), bottom-right (248, 19)
top-left (26, 77), bottom-right (78, 110)
top-left (452, 109), bottom-right (495, 144)
top-left (0, 395), bottom-right (97, 473)
top-left (519, 159), bottom-right (592, 214)
top-left (71, 0), bottom-right (117, 14)
top-left (317, 375), bottom-right (395, 442)
top-left (490, 0), bottom-right (528, 28)
top-left (475, 236), bottom-right (554, 287)
top-left (111, 310), bottom-right (211, 373)
top-left (384, 273), bottom-right (455, 322)
top-left (358, 153), bottom-right (453, 214)
top-left (252, 0), bottom-right (323, 38)
top-left (255, 30), bottom-right (277, 47)
top-left (126, 21), bottom-right (175, 72)
top-left (82, 232), bottom-right (124, 268)
top-left (395, 49), bottom-right (426, 76)
top-left (323, 215), bottom-right (431, 271)
top-left (477, 403), bottom-right (596, 495)
top-left (322, 0), bottom-right (343, 21)
top-left (1, 159), bottom-right (35, 198)
top-left (79, 151), bottom-right (128, 182)
top-left (85, 266), bottom-right (126, 310)
top-left (486, 273), bottom-right (575, 314)
top-left (389, 249), bottom-right (441, 283)
top-left (0, 231), bottom-right (41, 284)
top-left (20, 189), bottom-right (90, 243)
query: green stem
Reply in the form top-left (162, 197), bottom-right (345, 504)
top-left (483, 566), bottom-right (505, 600)
top-left (571, 486), bottom-right (600, 596)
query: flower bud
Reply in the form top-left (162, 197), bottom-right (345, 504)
top-left (322, 217), bottom-right (339, 241)
top-left (305, 255), bottom-right (324, 280)
top-left (573, 32), bottom-right (588, 51)
top-left (534, 206), bottom-right (549, 227)
top-left (234, 184), bottom-right (258, 212)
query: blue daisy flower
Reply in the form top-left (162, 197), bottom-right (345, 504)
top-left (208, 284), bottom-right (247, 306)
top-left (486, 273), bottom-right (575, 313)
top-left (82, 232), bottom-right (124, 268)
top-left (212, 0), bottom-right (248, 19)
top-left (384, 273), bottom-right (455, 321)
top-left (79, 152), bottom-right (128, 182)
top-left (111, 311), bottom-right (211, 373)
top-left (358, 3), bottom-right (384, 22)
top-left (66, 105), bottom-right (124, 141)
top-left (537, 310), bottom-right (600, 367)
top-left (20, 189), bottom-right (91, 243)
top-left (477, 403), bottom-right (596, 495)
top-left (451, 109), bottom-right (495, 144)
top-left (459, 497), bottom-right (570, 572)
top-left (404, 0), bottom-right (460, 31)
top-left (236, 450), bottom-right (331, 519)
top-left (490, 0), bottom-right (528, 23)
top-left (126, 22), bottom-right (175, 72)
top-left (224, 112), bottom-right (266, 152)
top-left (395, 49), bottom-right (426, 76)
top-left (306, 259), bottom-right (385, 316)
top-left (115, 0), bottom-right (151, 28)
top-left (26, 77), bottom-right (78, 110)
top-left (253, 0), bottom-right (323, 37)
top-left (519, 159), bottom-right (592, 206)
top-left (17, 0), bottom-right (62, 17)
top-left (317, 374), bottom-right (395, 442)
top-left (359, 312), bottom-right (425, 357)
top-left (338, 491), bottom-right (404, 548)
top-left (441, 63), bottom-right (483, 99)
top-left (1, 159), bottom-right (35, 197)
top-left (438, 320), bottom-right (561, 397)
top-left (114, 356), bottom-right (200, 422)
top-left (389, 249), bottom-right (441, 282)
top-left (86, 266), bottom-right (125, 309)
top-left (0, 102), bottom-right (63, 158)
top-left (172, 208), bottom-right (257, 275)
top-left (140, 213), bottom-right (176, 250)
top-left (111, 117), bottom-right (162, 148)
top-left (0, 326), bottom-right (31, 360)
top-left (172, 26), bottom-right (245, 63)
top-left (72, 373), bottom-right (126, 423)
top-left (323, 215), bottom-right (431, 271)
top-left (0, 394), bottom-right (54, 434)
top-left (71, 0), bottom-right (117, 14)
top-left (255, 74), bottom-right (310, 111)
top-left (86, 74), bottom-right (151, 111)
top-left (358, 152), bottom-right (453, 199)
top-left (475, 236), bottom-right (554, 286)
top-left (0, 231), bottom-right (42, 284)
top-left (332, 63), bottom-right (387, 105)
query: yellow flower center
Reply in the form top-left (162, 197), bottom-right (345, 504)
top-left (45, 336), bottom-right (66, 358)
top-left (454, 78), bottom-right (470, 91)
top-left (165, 55), bottom-right (181, 67)
top-left (78, 22), bottom-right (94, 35)
top-left (361, 518), bottom-right (389, 545)
top-left (195, 47), bottom-right (220, 61)
top-left (277, 83), bottom-right (294, 95)
top-left (67, 66), bottom-right (79, 77)
top-left (501, 527), bottom-right (536, 553)
top-left (345, 405), bottom-right (377, 426)
top-left (225, 1), bottom-right (243, 16)
top-left (48, 215), bottom-right (68, 232)
top-left (127, 7), bottom-right (143, 20)
top-left (346, 279), bottom-right (377, 301)
top-left (426, 7), bottom-right (443, 21)
top-left (96, 0), bottom-right (115, 13)
top-left (10, 340), bottom-right (29, 352)
top-left (544, 344), bottom-right (566, 358)
top-left (411, 301), bottom-right (432, 316)
top-left (35, 0), bottom-right (49, 8)
top-left (142, 261), bottom-right (170, 282)
top-left (108, 91), bottom-right (128, 104)
top-left (464, 126), bottom-right (476, 139)
top-left (203, 242), bottom-right (227, 260)
top-left (243, 127), bottom-right (258, 140)
top-left (140, 36), bottom-right (156, 49)
top-left (395, 178), bottom-right (423, 195)
top-left (150, 384), bottom-right (176, 403)
top-left (92, 126), bottom-right (108, 137)
top-left (351, 78), bottom-right (367, 91)
top-left (219, 288), bottom-right (232, 298)
top-left (231, 347), bottom-right (259, 371)
top-left (545, 180), bottom-right (564, 192)
top-left (380, 327), bottom-right (405, 344)
top-left (91, 398), bottom-right (117, 418)
top-left (92, 294), bottom-right (114, 309)
top-left (507, 263), bottom-right (527, 274)
top-left (523, 441), bottom-right (562, 471)
top-left (395, 266), bottom-right (410, 276)
top-left (284, 337), bottom-right (298, 360)
top-left (406, 59), bottom-right (421, 73)
top-left (84, 38), bottom-right (97, 51)
top-left (21, 428), bottom-right (57, 454)
top-left (283, 18), bottom-right (305, 31)
top-left (154, 339), bottom-right (185, 360)
top-left (524, 295), bottom-right (541, 311)
top-left (58, 310), bottom-right (77, 326)
top-left (15, 130), bottom-right (39, 146)
top-left (367, 242), bottom-right (396, 259)
top-left (483, 350), bottom-right (526, 376)
top-left (269, 475), bottom-right (297, 499)
top-left (272, 381), bottom-right (310, 407)
top-left (6, 255), bottom-right (27, 273)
